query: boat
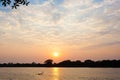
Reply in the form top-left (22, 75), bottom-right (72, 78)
top-left (37, 72), bottom-right (44, 75)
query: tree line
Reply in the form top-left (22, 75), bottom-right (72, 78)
top-left (0, 59), bottom-right (120, 67)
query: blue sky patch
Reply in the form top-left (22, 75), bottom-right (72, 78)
top-left (93, 0), bottom-right (104, 3)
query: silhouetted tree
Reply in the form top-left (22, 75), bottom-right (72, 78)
top-left (84, 59), bottom-right (95, 67)
top-left (44, 59), bottom-right (53, 66)
top-left (32, 62), bottom-right (36, 65)
top-left (58, 60), bottom-right (73, 67)
top-left (74, 60), bottom-right (82, 66)
top-left (0, 0), bottom-right (30, 9)
top-left (84, 60), bottom-right (94, 64)
top-left (75, 60), bottom-right (81, 63)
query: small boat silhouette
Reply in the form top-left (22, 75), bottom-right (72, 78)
top-left (37, 72), bottom-right (44, 75)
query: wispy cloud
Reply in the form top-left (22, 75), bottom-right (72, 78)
top-left (0, 0), bottom-right (120, 50)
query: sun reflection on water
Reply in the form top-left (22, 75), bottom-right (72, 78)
top-left (52, 68), bottom-right (59, 80)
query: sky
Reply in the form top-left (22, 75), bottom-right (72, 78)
top-left (0, 0), bottom-right (120, 63)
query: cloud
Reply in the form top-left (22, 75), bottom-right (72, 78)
top-left (0, 0), bottom-right (120, 50)
top-left (83, 41), bottom-right (120, 49)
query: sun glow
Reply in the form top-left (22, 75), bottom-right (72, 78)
top-left (53, 52), bottom-right (59, 57)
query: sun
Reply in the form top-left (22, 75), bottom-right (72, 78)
top-left (53, 52), bottom-right (59, 57)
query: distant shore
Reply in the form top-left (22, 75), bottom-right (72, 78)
top-left (0, 59), bottom-right (120, 68)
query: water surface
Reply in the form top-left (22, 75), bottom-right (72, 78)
top-left (0, 68), bottom-right (120, 80)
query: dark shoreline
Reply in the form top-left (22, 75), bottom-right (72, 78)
top-left (0, 59), bottom-right (120, 68)
top-left (0, 67), bottom-right (120, 68)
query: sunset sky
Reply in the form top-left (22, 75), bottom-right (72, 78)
top-left (0, 0), bottom-right (120, 63)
